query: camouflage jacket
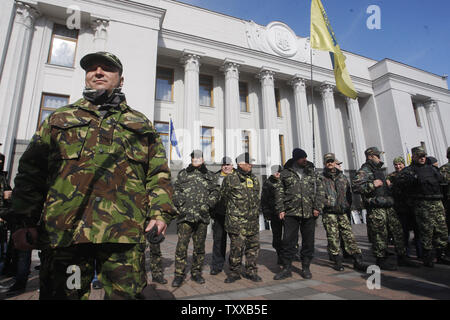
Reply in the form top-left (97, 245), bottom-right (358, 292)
top-left (440, 162), bottom-right (450, 202)
top-left (274, 159), bottom-right (325, 219)
top-left (210, 170), bottom-right (232, 219)
top-left (352, 160), bottom-right (394, 208)
top-left (221, 168), bottom-right (260, 236)
top-left (261, 175), bottom-right (280, 220)
top-left (322, 168), bottom-right (352, 215)
top-left (395, 163), bottom-right (445, 200)
top-left (173, 164), bottom-right (219, 224)
top-left (11, 97), bottom-right (176, 248)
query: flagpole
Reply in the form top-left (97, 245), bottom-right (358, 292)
top-left (310, 44), bottom-right (316, 168)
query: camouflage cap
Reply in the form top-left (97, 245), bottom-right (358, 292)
top-left (365, 147), bottom-right (384, 157)
top-left (221, 156), bottom-right (232, 165)
top-left (270, 164), bottom-right (282, 174)
top-left (323, 153), bottom-right (336, 163)
top-left (411, 146), bottom-right (426, 157)
top-left (190, 149), bottom-right (203, 159)
top-left (393, 156), bottom-right (405, 165)
top-left (236, 152), bottom-right (255, 164)
top-left (80, 51), bottom-right (123, 75)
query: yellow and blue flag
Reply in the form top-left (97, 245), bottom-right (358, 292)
top-left (169, 117), bottom-right (181, 158)
top-left (310, 0), bottom-right (357, 99)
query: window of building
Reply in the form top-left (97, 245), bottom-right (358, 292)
top-left (275, 88), bottom-right (282, 117)
top-left (48, 23), bottom-right (78, 68)
top-left (201, 126), bottom-right (214, 161)
top-left (413, 103), bottom-right (422, 127)
top-left (199, 75), bottom-right (213, 107)
top-left (242, 130), bottom-right (251, 155)
top-left (38, 93), bottom-right (69, 126)
top-left (155, 67), bottom-right (174, 101)
top-left (239, 81), bottom-right (249, 112)
top-left (154, 121), bottom-right (171, 160)
top-left (279, 135), bottom-right (286, 165)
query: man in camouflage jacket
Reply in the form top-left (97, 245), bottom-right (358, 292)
top-left (172, 150), bottom-right (219, 287)
top-left (321, 153), bottom-right (368, 272)
top-left (221, 153), bottom-right (261, 284)
top-left (353, 147), bottom-right (418, 270)
top-left (439, 147), bottom-right (450, 233)
top-left (396, 147), bottom-right (450, 267)
top-left (273, 148), bottom-right (325, 280)
top-left (8, 52), bottom-right (177, 299)
top-left (387, 156), bottom-right (422, 258)
top-left (261, 165), bottom-right (282, 265)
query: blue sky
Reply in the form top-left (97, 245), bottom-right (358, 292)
top-left (179, 0), bottom-right (450, 87)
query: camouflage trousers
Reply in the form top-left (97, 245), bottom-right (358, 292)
top-left (414, 200), bottom-right (448, 251)
top-left (148, 243), bottom-right (163, 277)
top-left (39, 243), bottom-right (147, 300)
top-left (366, 207), bottom-right (406, 258)
top-left (322, 213), bottom-right (362, 256)
top-left (175, 221), bottom-right (208, 277)
top-left (228, 232), bottom-right (260, 277)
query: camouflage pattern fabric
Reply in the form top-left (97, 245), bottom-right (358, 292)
top-left (228, 232), bottom-right (259, 277)
top-left (440, 162), bottom-right (450, 210)
top-left (414, 200), bottom-right (448, 251)
top-left (11, 97), bottom-right (176, 248)
top-left (366, 207), bottom-right (406, 258)
top-left (261, 175), bottom-right (280, 221)
top-left (173, 164), bottom-right (219, 225)
top-left (221, 168), bottom-right (261, 236)
top-left (174, 221), bottom-right (208, 277)
top-left (274, 159), bottom-right (325, 219)
top-left (322, 213), bottom-right (361, 256)
top-left (322, 168), bottom-right (352, 214)
top-left (39, 243), bottom-right (146, 300)
top-left (148, 243), bottom-right (163, 277)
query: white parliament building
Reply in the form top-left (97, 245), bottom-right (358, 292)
top-left (1, 0), bottom-right (450, 184)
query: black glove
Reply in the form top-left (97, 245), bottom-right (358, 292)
top-left (145, 225), bottom-right (165, 244)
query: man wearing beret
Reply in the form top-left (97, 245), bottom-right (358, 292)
top-left (8, 52), bottom-right (177, 299)
top-left (397, 147), bottom-right (450, 267)
top-left (209, 156), bottom-right (234, 276)
top-left (172, 150), bottom-right (219, 287)
top-left (273, 148), bottom-right (325, 280)
top-left (387, 156), bottom-right (422, 259)
top-left (221, 152), bottom-right (261, 283)
top-left (353, 147), bottom-right (419, 270)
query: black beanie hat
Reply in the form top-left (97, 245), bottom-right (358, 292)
top-left (292, 148), bottom-right (307, 161)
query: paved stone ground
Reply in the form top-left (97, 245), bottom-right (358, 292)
top-left (1, 220), bottom-right (449, 300)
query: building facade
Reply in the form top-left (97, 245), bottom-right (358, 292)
top-left (1, 0), bottom-right (449, 184)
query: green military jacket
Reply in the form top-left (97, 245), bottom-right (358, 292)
top-left (352, 160), bottom-right (394, 208)
top-left (11, 97), bottom-right (176, 248)
top-left (173, 164), bottom-right (219, 224)
top-left (274, 159), bottom-right (325, 219)
top-left (261, 175), bottom-right (280, 220)
top-left (210, 170), bottom-right (232, 219)
top-left (322, 168), bottom-right (352, 214)
top-left (221, 168), bottom-right (260, 236)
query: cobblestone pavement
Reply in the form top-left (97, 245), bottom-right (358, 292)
top-left (1, 220), bottom-right (449, 300)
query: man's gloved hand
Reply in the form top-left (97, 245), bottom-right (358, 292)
top-left (12, 227), bottom-right (38, 251)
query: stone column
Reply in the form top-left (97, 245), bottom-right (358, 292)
top-left (181, 53), bottom-right (201, 165)
top-left (320, 83), bottom-right (341, 159)
top-left (91, 19), bottom-right (109, 51)
top-left (415, 101), bottom-right (435, 158)
top-left (0, 1), bottom-right (39, 170)
top-left (258, 68), bottom-right (280, 169)
top-left (425, 100), bottom-right (447, 163)
top-left (289, 76), bottom-right (312, 156)
top-left (223, 61), bottom-right (241, 161)
top-left (345, 96), bottom-right (367, 168)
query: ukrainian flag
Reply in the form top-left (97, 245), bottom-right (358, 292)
top-left (310, 0), bottom-right (357, 99)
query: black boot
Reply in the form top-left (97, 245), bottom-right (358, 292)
top-left (436, 248), bottom-right (450, 265)
top-left (397, 255), bottom-right (421, 268)
top-left (352, 253), bottom-right (370, 272)
top-left (171, 275), bottom-right (184, 287)
top-left (422, 250), bottom-right (434, 268)
top-left (331, 255), bottom-right (344, 271)
top-left (376, 257), bottom-right (397, 271)
top-left (300, 261), bottom-right (312, 279)
top-left (273, 265), bottom-right (292, 280)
